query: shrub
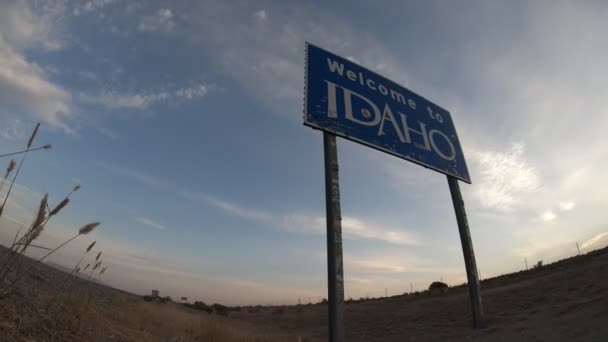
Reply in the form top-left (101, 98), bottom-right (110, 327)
top-left (429, 281), bottom-right (448, 293)
top-left (212, 303), bottom-right (229, 316)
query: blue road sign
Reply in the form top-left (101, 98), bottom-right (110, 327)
top-left (304, 43), bottom-right (471, 183)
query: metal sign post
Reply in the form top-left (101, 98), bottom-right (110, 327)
top-left (323, 131), bottom-right (345, 342)
top-left (447, 176), bottom-right (485, 329)
top-left (305, 42), bottom-right (487, 337)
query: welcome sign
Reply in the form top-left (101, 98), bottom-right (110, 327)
top-left (304, 43), bottom-right (471, 183)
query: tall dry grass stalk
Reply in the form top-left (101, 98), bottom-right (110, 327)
top-left (72, 241), bottom-right (96, 274)
top-left (38, 222), bottom-right (100, 262)
top-left (0, 195), bottom-right (48, 289)
top-left (0, 144), bottom-right (51, 159)
top-left (14, 194), bottom-right (49, 254)
top-left (0, 123), bottom-right (41, 218)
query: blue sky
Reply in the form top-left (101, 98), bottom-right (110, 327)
top-left (1, 0), bottom-right (608, 305)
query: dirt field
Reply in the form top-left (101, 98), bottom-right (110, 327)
top-left (0, 246), bottom-right (607, 341)
top-left (232, 247), bottom-right (608, 341)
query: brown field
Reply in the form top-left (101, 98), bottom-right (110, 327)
top-left (1, 246), bottom-right (607, 341)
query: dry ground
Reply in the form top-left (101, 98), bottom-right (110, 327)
top-left (233, 247), bottom-right (608, 341)
top-left (0, 246), bottom-right (607, 341)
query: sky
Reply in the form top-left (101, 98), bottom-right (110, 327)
top-left (1, 0), bottom-right (608, 306)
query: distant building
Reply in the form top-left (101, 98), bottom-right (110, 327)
top-left (181, 297), bottom-right (188, 302)
top-left (151, 290), bottom-right (159, 297)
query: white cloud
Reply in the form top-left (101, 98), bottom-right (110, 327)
top-left (559, 201), bottom-right (575, 211)
top-left (100, 162), bottom-right (170, 189)
top-left (253, 10), bottom-right (267, 22)
top-left (134, 216), bottom-right (166, 230)
top-left (73, 0), bottom-right (119, 16)
top-left (180, 190), bottom-right (419, 246)
top-left (80, 84), bottom-right (208, 109)
top-left (0, 2), bottom-right (72, 132)
top-left (540, 210), bottom-right (556, 222)
top-left (184, 3), bottom-right (409, 121)
top-left (471, 143), bottom-right (539, 212)
top-left (0, 118), bottom-right (26, 141)
top-left (348, 256), bottom-right (459, 275)
top-left (581, 232), bottom-right (608, 250)
top-left (138, 8), bottom-right (175, 33)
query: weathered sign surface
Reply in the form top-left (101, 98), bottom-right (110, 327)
top-left (304, 43), bottom-right (470, 183)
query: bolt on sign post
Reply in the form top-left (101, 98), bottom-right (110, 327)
top-left (303, 42), bottom-right (486, 336)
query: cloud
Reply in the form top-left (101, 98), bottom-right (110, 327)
top-left (97, 126), bottom-right (119, 140)
top-left (348, 257), bottom-right (460, 275)
top-left (180, 190), bottom-right (419, 246)
top-left (0, 179), bottom-right (43, 224)
top-left (581, 232), bottom-right (608, 250)
top-left (0, 118), bottom-right (26, 141)
top-left (559, 201), bottom-right (575, 211)
top-left (253, 10), bottom-right (267, 22)
top-left (134, 216), bottom-right (166, 230)
top-left (183, 2), bottom-right (410, 121)
top-left (79, 84), bottom-right (209, 109)
top-left (470, 143), bottom-right (539, 212)
top-left (540, 210), bottom-right (556, 222)
top-left (138, 8), bottom-right (175, 33)
top-left (100, 162), bottom-right (170, 189)
top-left (0, 1), bottom-right (65, 51)
top-left (0, 1), bottom-right (72, 132)
top-left (73, 0), bottom-right (120, 16)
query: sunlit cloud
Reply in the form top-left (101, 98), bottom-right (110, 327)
top-left (253, 10), bottom-right (267, 22)
top-left (471, 143), bottom-right (539, 212)
top-left (180, 190), bottom-right (419, 246)
top-left (581, 232), bottom-right (608, 250)
top-left (541, 210), bottom-right (556, 222)
top-left (559, 201), bottom-right (575, 211)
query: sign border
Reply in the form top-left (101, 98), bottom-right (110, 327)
top-left (303, 42), bottom-right (472, 184)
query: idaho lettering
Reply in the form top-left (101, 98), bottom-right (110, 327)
top-left (325, 80), bottom-right (456, 161)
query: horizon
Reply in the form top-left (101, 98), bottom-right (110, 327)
top-left (1, 0), bottom-right (608, 306)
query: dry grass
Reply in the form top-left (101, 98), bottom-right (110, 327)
top-left (0, 252), bottom-right (290, 341)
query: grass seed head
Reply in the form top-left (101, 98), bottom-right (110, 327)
top-left (73, 184), bottom-right (81, 192)
top-left (43, 144), bottom-right (52, 149)
top-left (27, 123), bottom-right (40, 148)
top-left (84, 264), bottom-right (90, 271)
top-left (78, 222), bottom-right (100, 235)
top-left (32, 194), bottom-right (48, 230)
top-left (96, 251), bottom-right (102, 261)
top-left (49, 198), bottom-right (70, 216)
top-left (86, 241), bottom-right (96, 252)
top-left (5, 159), bottom-right (16, 178)
top-left (27, 225), bottom-right (44, 246)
